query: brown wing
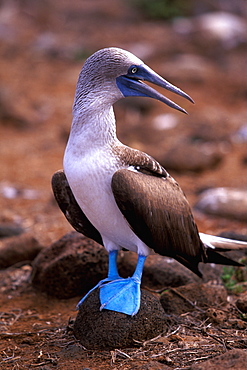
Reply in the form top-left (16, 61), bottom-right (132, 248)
top-left (51, 170), bottom-right (103, 245)
top-left (112, 169), bottom-right (205, 276)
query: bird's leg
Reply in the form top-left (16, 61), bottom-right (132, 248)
top-left (77, 250), bottom-right (121, 308)
top-left (132, 254), bottom-right (146, 281)
top-left (100, 255), bottom-right (147, 316)
top-left (107, 249), bottom-right (121, 280)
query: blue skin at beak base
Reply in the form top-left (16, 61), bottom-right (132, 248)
top-left (116, 64), bottom-right (192, 114)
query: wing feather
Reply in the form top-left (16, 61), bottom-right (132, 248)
top-left (112, 169), bottom-right (205, 275)
top-left (52, 170), bottom-right (103, 245)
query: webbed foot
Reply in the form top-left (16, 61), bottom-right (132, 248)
top-left (100, 276), bottom-right (141, 316)
top-left (77, 277), bottom-right (116, 308)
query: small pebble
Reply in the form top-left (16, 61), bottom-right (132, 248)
top-left (161, 139), bottom-right (222, 172)
top-left (195, 187), bottom-right (247, 221)
top-left (0, 223), bottom-right (24, 239)
top-left (0, 233), bottom-right (43, 269)
top-left (236, 293), bottom-right (247, 313)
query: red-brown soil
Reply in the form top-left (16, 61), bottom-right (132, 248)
top-left (0, 1), bottom-right (246, 368)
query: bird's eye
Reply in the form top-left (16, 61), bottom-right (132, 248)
top-left (130, 66), bottom-right (138, 74)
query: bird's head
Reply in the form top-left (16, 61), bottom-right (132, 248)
top-left (73, 47), bottom-right (194, 114)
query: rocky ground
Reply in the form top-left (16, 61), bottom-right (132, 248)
top-left (0, 0), bottom-right (246, 369)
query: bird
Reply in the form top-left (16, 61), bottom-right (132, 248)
top-left (52, 47), bottom-right (246, 316)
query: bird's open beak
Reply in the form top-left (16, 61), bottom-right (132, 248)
top-left (116, 64), bottom-right (194, 114)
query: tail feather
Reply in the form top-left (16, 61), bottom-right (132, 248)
top-left (205, 248), bottom-right (244, 267)
top-left (199, 232), bottom-right (247, 251)
top-left (199, 233), bottom-right (246, 267)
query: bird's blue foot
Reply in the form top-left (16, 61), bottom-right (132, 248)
top-left (100, 254), bottom-right (147, 316)
top-left (77, 251), bottom-right (147, 316)
top-left (99, 276), bottom-right (141, 316)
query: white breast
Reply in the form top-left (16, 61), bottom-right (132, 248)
top-left (63, 144), bottom-right (152, 256)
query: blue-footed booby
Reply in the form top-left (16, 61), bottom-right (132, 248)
top-left (52, 47), bottom-right (245, 316)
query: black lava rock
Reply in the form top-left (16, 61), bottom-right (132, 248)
top-left (74, 288), bottom-right (168, 349)
top-left (31, 232), bottom-right (108, 299)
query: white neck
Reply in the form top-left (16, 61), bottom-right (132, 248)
top-left (66, 104), bottom-right (118, 158)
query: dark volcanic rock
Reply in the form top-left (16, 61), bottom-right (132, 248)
top-left (160, 139), bottom-right (222, 172)
top-left (119, 251), bottom-right (238, 289)
top-left (236, 293), bottom-right (247, 313)
top-left (189, 349), bottom-right (247, 370)
top-left (143, 255), bottom-right (200, 288)
top-left (31, 232), bottom-right (108, 299)
top-left (160, 282), bottom-right (227, 315)
top-left (74, 288), bottom-right (168, 349)
top-left (0, 233), bottom-right (43, 269)
top-left (118, 251), bottom-right (199, 289)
